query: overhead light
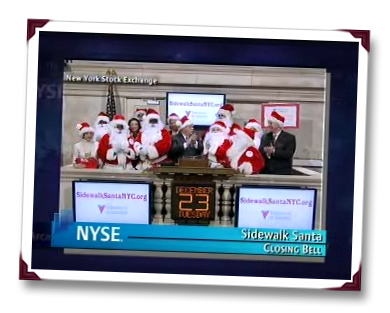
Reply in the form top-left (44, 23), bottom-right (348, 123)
top-left (146, 100), bottom-right (160, 105)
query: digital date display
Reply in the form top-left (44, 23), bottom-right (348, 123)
top-left (171, 183), bottom-right (216, 223)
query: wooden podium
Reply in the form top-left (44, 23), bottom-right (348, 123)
top-left (151, 157), bottom-right (239, 225)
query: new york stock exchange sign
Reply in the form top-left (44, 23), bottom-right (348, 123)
top-left (64, 74), bottom-right (158, 86)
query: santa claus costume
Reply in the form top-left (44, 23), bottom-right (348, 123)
top-left (133, 109), bottom-right (172, 169)
top-left (214, 128), bottom-right (265, 175)
top-left (73, 122), bottom-right (99, 169)
top-left (97, 115), bottom-right (135, 170)
top-left (215, 103), bottom-right (242, 137)
top-left (133, 108), bottom-right (147, 121)
top-left (203, 121), bottom-right (230, 168)
top-left (245, 118), bottom-right (264, 149)
top-left (93, 112), bottom-right (110, 142)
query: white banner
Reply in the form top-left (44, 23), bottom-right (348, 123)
top-left (167, 93), bottom-right (225, 126)
top-left (262, 104), bottom-right (300, 128)
top-left (74, 182), bottom-right (150, 224)
top-left (237, 187), bottom-right (316, 229)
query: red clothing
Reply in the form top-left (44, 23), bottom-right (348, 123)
top-left (230, 146), bottom-right (265, 174)
top-left (75, 157), bottom-right (99, 169)
top-left (134, 128), bottom-right (172, 164)
top-left (97, 134), bottom-right (135, 167)
top-left (215, 139), bottom-right (233, 168)
top-left (216, 141), bottom-right (265, 174)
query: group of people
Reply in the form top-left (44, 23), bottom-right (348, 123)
top-left (72, 104), bottom-right (296, 175)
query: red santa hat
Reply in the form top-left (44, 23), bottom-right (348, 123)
top-left (217, 104), bottom-right (236, 118)
top-left (231, 123), bottom-right (243, 134)
top-left (168, 113), bottom-right (180, 121)
top-left (245, 119), bottom-right (261, 132)
top-left (76, 122), bottom-right (94, 136)
top-left (210, 121), bottom-right (229, 134)
top-left (233, 128), bottom-right (256, 148)
top-left (96, 112), bottom-right (110, 123)
top-left (110, 114), bottom-right (128, 129)
top-left (268, 111), bottom-right (285, 127)
top-left (176, 116), bottom-right (193, 131)
top-left (144, 108), bottom-right (161, 120)
top-left (242, 128), bottom-right (256, 140)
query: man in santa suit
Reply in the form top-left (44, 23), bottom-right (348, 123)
top-left (203, 121), bottom-right (230, 168)
top-left (167, 113), bottom-right (180, 136)
top-left (245, 119), bottom-right (264, 149)
top-left (213, 128), bottom-right (265, 175)
top-left (93, 112), bottom-right (110, 142)
top-left (97, 115), bottom-right (135, 170)
top-left (133, 108), bottom-right (147, 122)
top-left (73, 122), bottom-right (99, 169)
top-left (133, 109), bottom-right (172, 169)
top-left (215, 103), bottom-right (242, 137)
top-left (201, 104), bottom-right (240, 142)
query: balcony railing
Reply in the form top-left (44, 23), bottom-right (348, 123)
top-left (60, 165), bottom-right (323, 229)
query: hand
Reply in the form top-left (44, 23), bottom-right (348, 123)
top-left (264, 146), bottom-right (272, 154)
top-left (190, 133), bottom-right (197, 142)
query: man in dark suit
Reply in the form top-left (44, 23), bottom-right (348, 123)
top-left (169, 116), bottom-right (203, 163)
top-left (260, 111), bottom-right (296, 175)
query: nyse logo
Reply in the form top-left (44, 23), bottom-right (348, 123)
top-left (77, 226), bottom-right (122, 242)
top-left (262, 210), bottom-right (270, 219)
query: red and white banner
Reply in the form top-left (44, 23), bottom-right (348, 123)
top-left (262, 103), bottom-right (300, 129)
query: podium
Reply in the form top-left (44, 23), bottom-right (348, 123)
top-left (151, 157), bottom-right (239, 225)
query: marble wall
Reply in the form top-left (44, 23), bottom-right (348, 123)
top-left (62, 61), bottom-right (327, 166)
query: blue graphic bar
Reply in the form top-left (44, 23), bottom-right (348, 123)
top-left (51, 222), bottom-right (326, 257)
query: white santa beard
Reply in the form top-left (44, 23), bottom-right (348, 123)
top-left (142, 126), bottom-right (163, 145)
top-left (208, 132), bottom-right (227, 148)
top-left (94, 125), bottom-right (109, 141)
top-left (109, 130), bottom-right (128, 148)
top-left (217, 117), bottom-right (232, 128)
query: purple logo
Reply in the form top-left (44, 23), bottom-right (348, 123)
top-left (262, 210), bottom-right (270, 219)
top-left (185, 110), bottom-right (191, 117)
top-left (98, 205), bottom-right (106, 213)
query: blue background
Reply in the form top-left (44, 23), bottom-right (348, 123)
top-left (32, 31), bottom-right (358, 280)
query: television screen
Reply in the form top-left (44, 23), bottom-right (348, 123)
top-left (237, 186), bottom-right (316, 229)
top-left (73, 181), bottom-right (151, 224)
top-left (166, 92), bottom-right (225, 126)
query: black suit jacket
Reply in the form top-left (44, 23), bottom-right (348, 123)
top-left (260, 130), bottom-right (296, 175)
top-left (169, 133), bottom-right (204, 163)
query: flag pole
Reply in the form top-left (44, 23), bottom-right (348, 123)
top-left (105, 68), bottom-right (117, 120)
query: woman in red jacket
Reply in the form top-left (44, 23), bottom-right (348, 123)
top-left (128, 118), bottom-right (142, 170)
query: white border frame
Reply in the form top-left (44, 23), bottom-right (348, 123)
top-left (20, 20), bottom-right (369, 289)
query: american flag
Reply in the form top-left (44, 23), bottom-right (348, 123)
top-left (106, 83), bottom-right (116, 120)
